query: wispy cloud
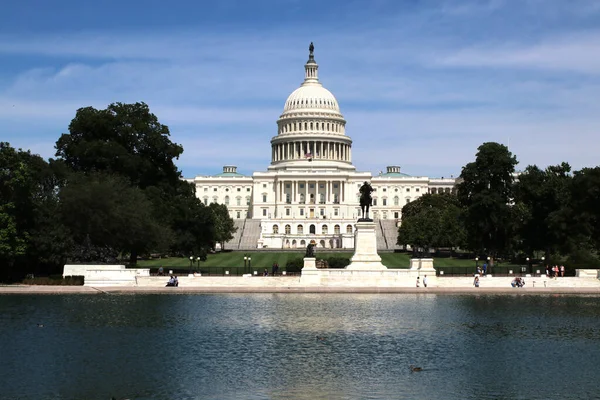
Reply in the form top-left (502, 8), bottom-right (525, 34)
top-left (1, 0), bottom-right (599, 179)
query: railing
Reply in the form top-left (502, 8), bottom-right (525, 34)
top-left (435, 266), bottom-right (574, 277)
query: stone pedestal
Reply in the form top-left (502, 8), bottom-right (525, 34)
top-left (409, 258), bottom-right (436, 275)
top-left (303, 257), bottom-right (317, 269)
top-left (346, 221), bottom-right (387, 270)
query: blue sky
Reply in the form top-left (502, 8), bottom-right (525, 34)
top-left (2, 0), bottom-right (600, 178)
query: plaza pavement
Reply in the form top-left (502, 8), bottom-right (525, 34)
top-left (2, 276), bottom-right (600, 295)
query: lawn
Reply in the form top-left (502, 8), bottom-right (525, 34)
top-left (136, 251), bottom-right (522, 271)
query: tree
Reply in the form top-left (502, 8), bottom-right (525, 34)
top-left (397, 193), bottom-right (466, 254)
top-left (513, 163), bottom-right (573, 261)
top-left (59, 172), bottom-right (164, 262)
top-left (571, 167), bottom-right (600, 253)
top-left (55, 102), bottom-right (183, 191)
top-left (457, 142), bottom-right (518, 266)
top-left (209, 203), bottom-right (237, 250)
top-left (0, 143), bottom-right (69, 280)
top-left (54, 102), bottom-right (215, 264)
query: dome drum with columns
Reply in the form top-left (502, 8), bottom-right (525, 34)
top-left (187, 43), bottom-right (456, 250)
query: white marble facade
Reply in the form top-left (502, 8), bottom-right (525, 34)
top-left (187, 45), bottom-right (456, 249)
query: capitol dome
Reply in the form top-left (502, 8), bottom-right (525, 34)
top-left (270, 43), bottom-right (353, 171)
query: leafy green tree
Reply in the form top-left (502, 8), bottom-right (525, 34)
top-left (457, 142), bottom-right (518, 266)
top-left (0, 143), bottom-right (70, 280)
top-left (209, 203), bottom-right (237, 250)
top-left (59, 172), bottom-right (164, 262)
top-left (397, 193), bottom-right (466, 254)
top-left (55, 102), bottom-right (215, 263)
top-left (55, 102), bottom-right (183, 191)
top-left (571, 167), bottom-right (600, 253)
top-left (513, 163), bottom-right (573, 261)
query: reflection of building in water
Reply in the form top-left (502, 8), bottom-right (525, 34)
top-left (186, 45), bottom-right (456, 250)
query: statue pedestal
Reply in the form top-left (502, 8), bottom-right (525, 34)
top-left (303, 257), bottom-right (317, 269)
top-left (409, 258), bottom-right (436, 275)
top-left (346, 221), bottom-right (387, 270)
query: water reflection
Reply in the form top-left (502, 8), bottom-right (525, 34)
top-left (1, 294), bottom-right (599, 399)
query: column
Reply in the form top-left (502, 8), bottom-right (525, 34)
top-left (293, 181), bottom-right (297, 202)
top-left (320, 142), bottom-right (324, 159)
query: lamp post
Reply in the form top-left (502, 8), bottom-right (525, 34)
top-left (475, 257), bottom-right (479, 274)
top-left (526, 257), bottom-right (530, 274)
top-left (196, 256), bottom-right (201, 272)
top-left (244, 256), bottom-right (248, 274)
top-left (248, 257), bottom-right (252, 274)
top-left (189, 256), bottom-right (194, 274)
top-left (487, 256), bottom-right (491, 275)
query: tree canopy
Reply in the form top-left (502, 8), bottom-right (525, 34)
top-left (456, 142), bottom-right (517, 259)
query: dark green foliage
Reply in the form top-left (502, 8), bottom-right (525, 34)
top-left (23, 275), bottom-right (84, 285)
top-left (457, 142), bottom-right (517, 259)
top-left (209, 203), bottom-right (237, 250)
top-left (325, 257), bottom-right (350, 268)
top-left (397, 193), bottom-right (466, 252)
top-left (285, 258), bottom-right (304, 273)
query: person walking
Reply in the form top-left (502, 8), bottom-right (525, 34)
top-left (423, 275), bottom-right (428, 288)
top-left (416, 277), bottom-right (420, 287)
top-left (560, 265), bottom-right (565, 277)
top-left (474, 276), bottom-right (480, 287)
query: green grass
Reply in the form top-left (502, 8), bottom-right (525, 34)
top-left (136, 251), bottom-right (522, 270)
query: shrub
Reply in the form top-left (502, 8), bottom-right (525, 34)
top-left (285, 258), bottom-right (304, 273)
top-left (326, 257), bottom-right (350, 269)
top-left (22, 275), bottom-right (84, 286)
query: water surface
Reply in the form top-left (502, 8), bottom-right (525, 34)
top-left (1, 294), bottom-right (599, 399)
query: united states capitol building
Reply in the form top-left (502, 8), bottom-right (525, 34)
top-left (187, 44), bottom-right (456, 250)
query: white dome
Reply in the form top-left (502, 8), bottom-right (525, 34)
top-left (283, 84), bottom-right (341, 113)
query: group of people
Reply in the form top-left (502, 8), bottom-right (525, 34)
top-left (416, 275), bottom-right (428, 287)
top-left (546, 265), bottom-right (565, 277)
top-left (476, 263), bottom-right (489, 276)
top-left (511, 277), bottom-right (525, 287)
top-left (166, 275), bottom-right (179, 287)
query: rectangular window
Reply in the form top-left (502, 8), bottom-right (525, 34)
top-left (286, 184), bottom-right (290, 188)
top-left (263, 194), bottom-right (267, 202)
top-left (263, 184), bottom-right (267, 188)
top-left (383, 188), bottom-right (387, 192)
top-left (204, 188), bottom-right (208, 192)
top-left (416, 188), bottom-right (420, 192)
top-left (300, 209), bottom-right (304, 216)
top-left (309, 184), bottom-right (315, 189)
top-left (286, 208), bottom-right (290, 216)
top-left (214, 188), bottom-right (217, 192)
top-left (236, 211), bottom-right (241, 218)
top-left (406, 188), bottom-right (410, 192)
top-left (373, 199), bottom-right (377, 206)
top-left (334, 208), bottom-right (339, 216)
top-left (383, 199), bottom-right (387, 206)
top-left (319, 184), bottom-right (324, 189)
top-left (262, 209), bottom-right (267, 216)
top-left (300, 184), bottom-right (305, 189)
top-left (247, 188), bottom-right (251, 192)
top-left (320, 209), bottom-right (324, 216)
top-left (394, 212), bottom-right (399, 218)
top-left (334, 184), bottom-right (338, 189)
top-left (237, 188), bottom-right (241, 192)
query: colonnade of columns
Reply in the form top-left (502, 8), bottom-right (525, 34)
top-left (274, 179), bottom-right (346, 205)
top-left (272, 140), bottom-right (352, 162)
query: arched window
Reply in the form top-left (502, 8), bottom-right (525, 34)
top-left (224, 196), bottom-right (230, 205)
top-left (322, 225), bottom-right (328, 234)
top-left (273, 225), bottom-right (279, 234)
top-left (310, 122), bottom-right (313, 130)
top-left (320, 193), bottom-right (325, 204)
top-left (309, 224), bottom-right (316, 234)
top-left (394, 196), bottom-right (399, 206)
top-left (246, 196), bottom-right (251, 205)
top-left (236, 197), bottom-right (241, 206)
top-left (334, 225), bottom-right (341, 234)
top-left (213, 196), bottom-right (218, 203)
top-left (300, 240), bottom-right (306, 246)
top-left (382, 198), bottom-right (387, 206)
top-left (346, 225), bottom-right (353, 234)
top-left (203, 197), bottom-right (208, 205)
top-left (285, 224), bottom-right (291, 234)
top-left (297, 225), bottom-right (304, 234)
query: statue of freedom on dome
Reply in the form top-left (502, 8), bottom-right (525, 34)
top-left (359, 181), bottom-right (374, 221)
top-left (309, 42), bottom-right (314, 55)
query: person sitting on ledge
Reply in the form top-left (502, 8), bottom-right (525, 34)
top-left (166, 275), bottom-right (179, 287)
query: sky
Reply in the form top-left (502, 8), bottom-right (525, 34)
top-left (1, 0), bottom-right (600, 179)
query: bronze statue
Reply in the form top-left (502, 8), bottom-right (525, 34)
top-left (309, 42), bottom-right (314, 55)
top-left (305, 243), bottom-right (315, 258)
top-left (359, 181), bottom-right (374, 221)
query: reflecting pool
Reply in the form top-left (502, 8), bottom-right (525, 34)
top-left (1, 294), bottom-right (599, 399)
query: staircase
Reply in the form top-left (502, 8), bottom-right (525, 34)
top-left (379, 219), bottom-right (402, 251)
top-left (375, 219), bottom-right (387, 250)
top-left (224, 219), bottom-right (245, 250)
top-left (239, 219), bottom-right (262, 250)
